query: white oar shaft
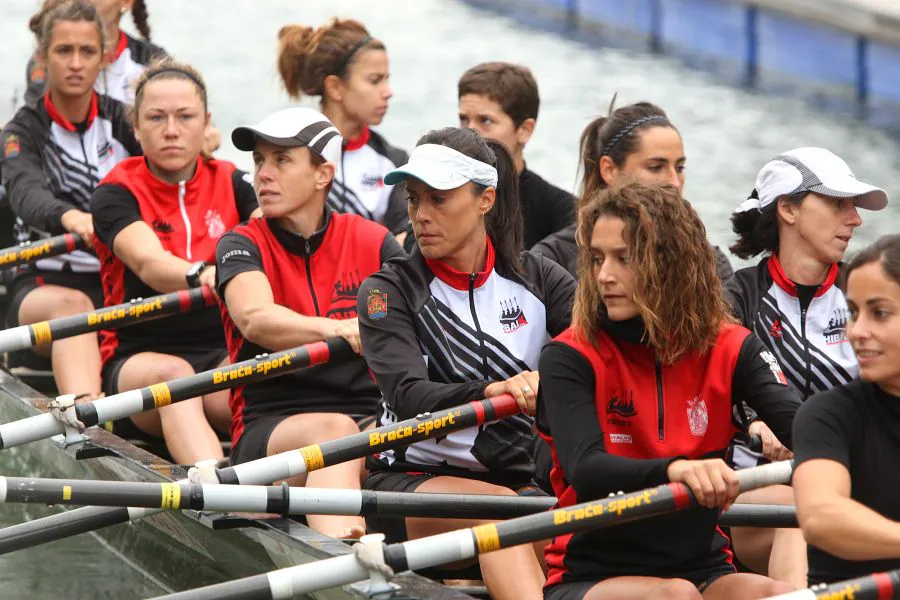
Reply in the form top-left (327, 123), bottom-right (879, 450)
top-left (0, 326), bottom-right (34, 354)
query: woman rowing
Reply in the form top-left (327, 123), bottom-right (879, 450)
top-left (725, 147), bottom-right (888, 586)
top-left (793, 234), bottom-right (900, 585)
top-left (1, 0), bottom-right (139, 398)
top-left (531, 101), bottom-right (733, 281)
top-left (217, 107), bottom-right (403, 537)
top-left (277, 18), bottom-right (409, 240)
top-left (358, 127), bottom-right (576, 600)
top-left (538, 182), bottom-right (800, 600)
top-left (91, 59), bottom-right (259, 465)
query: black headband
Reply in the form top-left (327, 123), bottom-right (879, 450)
top-left (136, 67), bottom-right (206, 97)
top-left (600, 115), bottom-right (670, 157)
top-left (333, 35), bottom-right (373, 76)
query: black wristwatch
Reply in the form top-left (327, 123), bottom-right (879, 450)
top-left (185, 261), bottom-right (210, 288)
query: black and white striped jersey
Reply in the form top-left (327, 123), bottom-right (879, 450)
top-left (1, 93), bottom-right (139, 273)
top-left (358, 238), bottom-right (576, 486)
top-left (328, 127), bottom-right (408, 235)
top-left (727, 255), bottom-right (858, 401)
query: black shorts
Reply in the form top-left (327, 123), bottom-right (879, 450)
top-left (543, 566), bottom-right (736, 600)
top-left (5, 270), bottom-right (104, 328)
top-left (363, 470), bottom-right (546, 543)
top-left (229, 412), bottom-right (375, 467)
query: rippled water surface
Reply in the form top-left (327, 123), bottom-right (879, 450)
top-left (2, 0), bottom-right (900, 597)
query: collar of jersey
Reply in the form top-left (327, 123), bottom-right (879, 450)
top-left (266, 207), bottom-right (333, 256)
top-left (424, 235), bottom-right (495, 291)
top-left (44, 91), bottom-right (98, 132)
top-left (344, 127), bottom-right (370, 152)
top-left (767, 254), bottom-right (838, 298)
top-left (112, 31), bottom-right (129, 61)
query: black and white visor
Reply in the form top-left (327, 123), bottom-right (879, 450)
top-left (231, 107), bottom-right (342, 166)
top-left (736, 147), bottom-right (888, 213)
top-left (384, 144), bottom-right (498, 190)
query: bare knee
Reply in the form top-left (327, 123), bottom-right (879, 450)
top-left (149, 359), bottom-right (195, 384)
top-left (316, 414), bottom-right (361, 440)
top-left (659, 579), bottom-right (702, 600)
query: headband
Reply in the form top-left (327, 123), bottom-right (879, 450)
top-left (136, 67), bottom-right (206, 97)
top-left (333, 35), bottom-right (373, 76)
top-left (600, 115), bottom-right (669, 157)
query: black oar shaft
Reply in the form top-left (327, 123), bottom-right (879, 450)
top-left (0, 505), bottom-right (130, 554)
top-left (0, 233), bottom-right (85, 269)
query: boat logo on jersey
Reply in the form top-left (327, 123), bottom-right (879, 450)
top-left (687, 396), bottom-right (708, 437)
top-left (824, 308), bottom-right (849, 345)
top-left (327, 272), bottom-right (363, 319)
top-left (607, 393), bottom-right (636, 418)
top-left (760, 350), bottom-right (788, 385)
top-left (499, 298), bottom-right (528, 333)
top-left (361, 174), bottom-right (385, 190)
top-left (205, 209), bottom-right (226, 239)
top-left (3, 135), bottom-right (20, 159)
top-left (97, 141), bottom-right (114, 163)
top-left (367, 289), bottom-right (388, 320)
top-left (152, 219), bottom-right (174, 234)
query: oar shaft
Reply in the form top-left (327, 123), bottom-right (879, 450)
top-left (0, 286), bottom-right (214, 354)
top-left (763, 569), bottom-right (900, 599)
top-left (0, 233), bottom-right (85, 269)
top-left (718, 504), bottom-right (797, 528)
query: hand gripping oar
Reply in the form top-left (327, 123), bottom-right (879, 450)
top-left (0, 393), bottom-right (521, 554)
top-left (0, 336), bottom-right (353, 450)
top-left (0, 285), bottom-right (215, 355)
top-left (763, 569), bottom-right (900, 599)
top-left (0, 233), bottom-right (86, 269)
top-left (0, 477), bottom-right (557, 520)
top-left (146, 460), bottom-right (794, 600)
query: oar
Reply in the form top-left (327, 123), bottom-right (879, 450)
top-left (0, 477), bottom-right (556, 519)
top-left (763, 569), bottom-right (900, 599)
top-left (0, 286), bottom-right (215, 354)
top-left (0, 393), bottom-right (520, 553)
top-left (0, 233), bottom-right (86, 269)
top-left (147, 461), bottom-right (794, 600)
top-left (718, 504), bottom-right (797, 528)
top-left (0, 337), bottom-right (352, 450)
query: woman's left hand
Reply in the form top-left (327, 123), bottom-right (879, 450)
top-left (748, 420), bottom-right (793, 461)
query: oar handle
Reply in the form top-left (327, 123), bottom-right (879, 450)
top-left (763, 569), bottom-right (900, 599)
top-left (0, 233), bottom-right (86, 269)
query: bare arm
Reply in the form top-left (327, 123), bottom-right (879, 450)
top-left (112, 221), bottom-right (198, 293)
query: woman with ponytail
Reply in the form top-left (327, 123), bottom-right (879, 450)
top-left (24, 0), bottom-right (166, 106)
top-left (277, 19), bottom-right (409, 239)
top-left (357, 127), bottom-right (576, 599)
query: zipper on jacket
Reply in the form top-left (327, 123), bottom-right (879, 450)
top-left (304, 239), bottom-right (320, 316)
top-left (800, 306), bottom-right (812, 398)
top-left (177, 181), bottom-right (192, 260)
top-left (468, 273), bottom-right (489, 377)
top-left (655, 358), bottom-right (665, 440)
top-left (78, 132), bottom-right (98, 189)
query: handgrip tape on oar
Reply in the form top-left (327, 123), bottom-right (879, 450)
top-left (0, 337), bottom-right (355, 450)
top-left (0, 233), bottom-right (86, 270)
top-left (0, 286), bottom-right (216, 354)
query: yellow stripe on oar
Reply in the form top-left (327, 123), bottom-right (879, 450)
top-left (472, 523), bottom-right (500, 553)
top-left (149, 383), bottom-right (172, 408)
top-left (62, 485), bottom-right (72, 501)
top-left (31, 322), bottom-right (52, 345)
top-left (300, 445), bottom-right (325, 471)
top-left (160, 483), bottom-right (181, 509)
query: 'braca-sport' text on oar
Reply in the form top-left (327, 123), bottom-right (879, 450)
top-left (0, 233), bottom-right (86, 270)
top-left (148, 461), bottom-right (795, 600)
top-left (0, 477), bottom-right (557, 520)
top-left (0, 285), bottom-right (215, 355)
top-left (0, 393), bottom-right (521, 554)
top-left (763, 569), bottom-right (900, 599)
top-left (0, 337), bottom-right (354, 450)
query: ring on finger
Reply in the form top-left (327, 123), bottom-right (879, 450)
top-left (522, 384), bottom-right (532, 395)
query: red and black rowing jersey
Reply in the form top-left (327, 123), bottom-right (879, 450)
top-left (216, 208), bottom-right (404, 446)
top-left (92, 156), bottom-right (257, 365)
top-left (536, 319), bottom-right (800, 586)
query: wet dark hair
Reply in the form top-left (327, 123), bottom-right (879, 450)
top-left (729, 192), bottom-right (807, 259)
top-left (131, 0), bottom-right (151, 40)
top-left (457, 62), bottom-right (539, 127)
top-left (30, 0), bottom-right (105, 57)
top-left (578, 101), bottom-right (676, 207)
top-left (847, 234), bottom-right (900, 288)
top-left (415, 127), bottom-right (524, 272)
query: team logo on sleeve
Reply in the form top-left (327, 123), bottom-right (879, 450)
top-left (760, 350), bottom-right (788, 385)
top-left (3, 135), bottom-right (20, 159)
top-left (687, 396), bottom-right (708, 437)
top-left (29, 64), bottom-right (46, 85)
top-left (499, 297), bottom-right (528, 333)
top-left (367, 289), bottom-right (388, 320)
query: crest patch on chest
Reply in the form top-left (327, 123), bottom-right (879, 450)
top-left (499, 297), bottom-right (528, 333)
top-left (687, 396), bottom-right (708, 437)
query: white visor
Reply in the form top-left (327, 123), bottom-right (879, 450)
top-left (384, 144), bottom-right (498, 190)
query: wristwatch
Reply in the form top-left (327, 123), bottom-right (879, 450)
top-left (185, 261), bottom-right (210, 288)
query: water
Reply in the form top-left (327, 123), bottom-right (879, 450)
top-left (2, 0), bottom-right (900, 596)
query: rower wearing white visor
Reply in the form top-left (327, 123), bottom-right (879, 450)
top-left (357, 127), bottom-right (576, 600)
top-left (725, 147), bottom-right (888, 589)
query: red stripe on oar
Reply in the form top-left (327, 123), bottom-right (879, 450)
top-left (307, 341), bottom-right (330, 366)
top-left (669, 482), bottom-right (692, 510)
top-left (65, 234), bottom-right (77, 252)
top-left (490, 393), bottom-right (520, 419)
top-left (472, 399), bottom-right (486, 424)
top-left (178, 290), bottom-right (191, 312)
top-left (874, 572), bottom-right (894, 599)
top-left (200, 285), bottom-right (216, 306)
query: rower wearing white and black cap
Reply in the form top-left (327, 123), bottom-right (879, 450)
top-left (725, 146), bottom-right (888, 588)
top-left (215, 106), bottom-right (404, 538)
